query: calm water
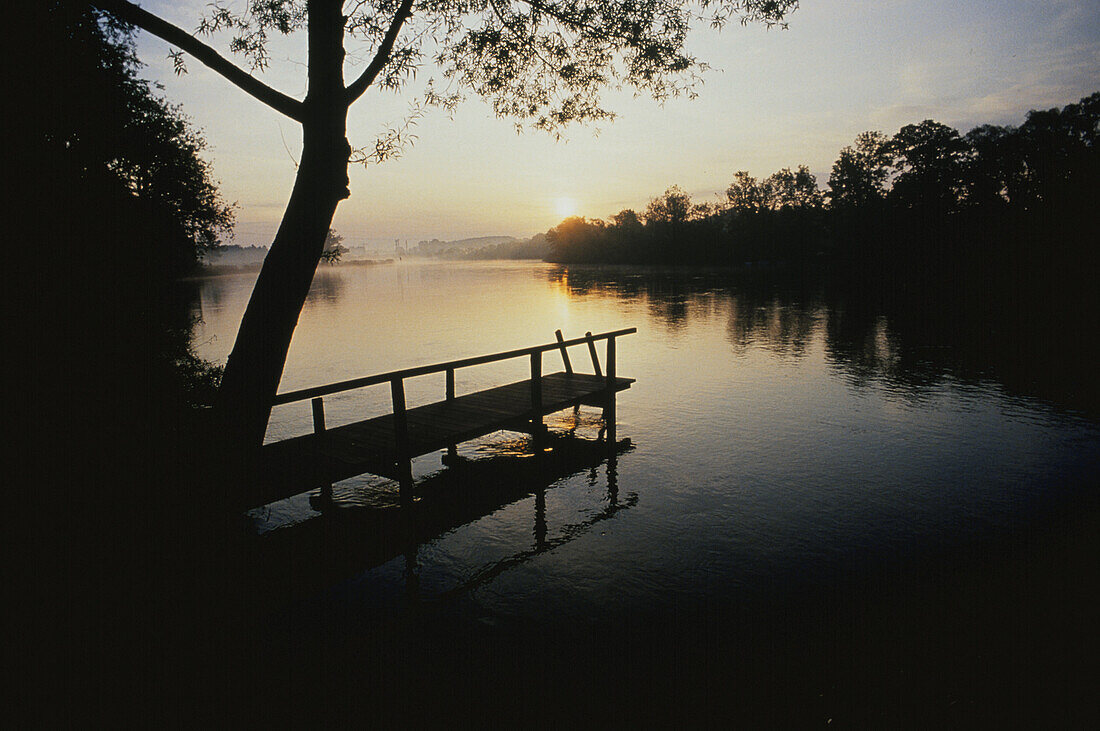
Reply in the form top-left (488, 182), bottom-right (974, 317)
top-left (192, 260), bottom-right (1100, 629)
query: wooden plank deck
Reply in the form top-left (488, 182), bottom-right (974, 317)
top-left (257, 371), bottom-right (633, 505)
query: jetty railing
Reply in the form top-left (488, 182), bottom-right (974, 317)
top-left (267, 327), bottom-right (636, 496)
top-left (272, 327), bottom-right (634, 407)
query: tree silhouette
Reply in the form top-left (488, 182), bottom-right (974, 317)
top-left (319, 228), bottom-right (348, 264)
top-left (962, 124), bottom-right (1023, 208)
top-left (22, 4), bottom-right (233, 418)
top-left (30, 4), bottom-right (235, 275)
top-left (644, 185), bottom-right (695, 225)
top-left (94, 0), bottom-right (800, 452)
top-left (610, 208), bottom-right (644, 232)
top-left (1012, 93), bottom-right (1100, 210)
top-left (827, 130), bottom-right (893, 209)
top-left (725, 170), bottom-right (765, 212)
top-left (761, 165), bottom-right (822, 210)
top-left (888, 120), bottom-right (970, 212)
top-left (545, 215), bottom-right (608, 261)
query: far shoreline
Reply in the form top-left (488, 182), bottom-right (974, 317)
top-left (184, 257), bottom-right (397, 279)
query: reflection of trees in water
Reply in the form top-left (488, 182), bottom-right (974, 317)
top-left (725, 291), bottom-right (819, 359)
top-left (192, 274), bottom-right (233, 313)
top-left (822, 298), bottom-right (979, 399)
top-left (548, 266), bottom-right (704, 330)
top-left (173, 277), bottom-right (206, 331)
top-left (549, 265), bottom-right (822, 356)
top-left (825, 261), bottom-right (1100, 413)
top-left (546, 264), bottom-right (1098, 413)
top-left (193, 267), bottom-right (345, 314)
top-left (823, 308), bottom-right (901, 387)
top-left (305, 268), bottom-right (345, 305)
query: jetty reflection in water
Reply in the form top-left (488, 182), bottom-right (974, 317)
top-left (245, 422), bottom-right (634, 607)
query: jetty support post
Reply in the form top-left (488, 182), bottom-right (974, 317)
top-left (391, 377), bottom-right (414, 502)
top-left (311, 397), bottom-right (333, 504)
top-left (604, 336), bottom-right (617, 457)
top-left (534, 484), bottom-right (548, 550)
top-left (530, 351), bottom-right (547, 444)
top-left (443, 367), bottom-right (459, 465)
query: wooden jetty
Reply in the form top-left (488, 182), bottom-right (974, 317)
top-left (251, 328), bottom-right (636, 509)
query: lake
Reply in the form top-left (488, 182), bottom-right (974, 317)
top-left (192, 259), bottom-right (1099, 720)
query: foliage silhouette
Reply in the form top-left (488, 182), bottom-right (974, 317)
top-left (887, 119), bottom-right (971, 212)
top-left (20, 3), bottom-right (232, 423)
top-left (827, 130), bottom-right (893, 209)
top-left (319, 228), bottom-right (348, 264)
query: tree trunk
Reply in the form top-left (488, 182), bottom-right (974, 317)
top-left (214, 143), bottom-right (346, 450)
top-left (215, 0), bottom-right (350, 456)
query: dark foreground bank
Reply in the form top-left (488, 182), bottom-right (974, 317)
top-left (33, 469), bottom-right (1087, 727)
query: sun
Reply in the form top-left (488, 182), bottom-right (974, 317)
top-left (554, 196), bottom-right (578, 219)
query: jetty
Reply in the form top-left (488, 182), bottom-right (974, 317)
top-left (251, 328), bottom-right (636, 509)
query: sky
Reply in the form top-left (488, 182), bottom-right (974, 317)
top-left (135, 1), bottom-right (1100, 250)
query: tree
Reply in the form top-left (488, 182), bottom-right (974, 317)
top-left (888, 120), bottom-right (971, 211)
top-left (1011, 93), bottom-right (1100, 209)
top-left (16, 3), bottom-right (237, 541)
top-left (761, 165), bottom-right (822, 210)
top-left (29, 4), bottom-right (235, 276)
top-left (610, 208), bottom-right (643, 232)
top-left (725, 170), bottom-right (765, 212)
top-left (319, 228), bottom-right (348, 264)
top-left (962, 124), bottom-right (1026, 208)
top-left (644, 185), bottom-right (695, 226)
top-left (827, 130), bottom-right (893, 208)
top-left (23, 3), bottom-right (234, 400)
top-left (95, 0), bottom-right (800, 450)
top-left (545, 216), bottom-right (608, 261)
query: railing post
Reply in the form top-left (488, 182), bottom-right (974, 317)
top-left (391, 377), bottom-right (413, 500)
top-left (312, 397), bottom-right (332, 504)
top-left (606, 335), bottom-right (616, 387)
top-left (530, 351), bottom-right (544, 439)
top-left (586, 331), bottom-right (602, 377)
top-left (554, 329), bottom-right (573, 375)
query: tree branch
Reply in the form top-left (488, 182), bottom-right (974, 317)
top-left (93, 0), bottom-right (305, 122)
top-left (344, 0), bottom-right (414, 107)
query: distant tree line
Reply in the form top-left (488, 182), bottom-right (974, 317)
top-left (544, 92), bottom-right (1100, 272)
top-left (442, 233), bottom-right (552, 260)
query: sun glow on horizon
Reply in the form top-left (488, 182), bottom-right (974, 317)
top-left (554, 197), bottom-right (579, 219)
